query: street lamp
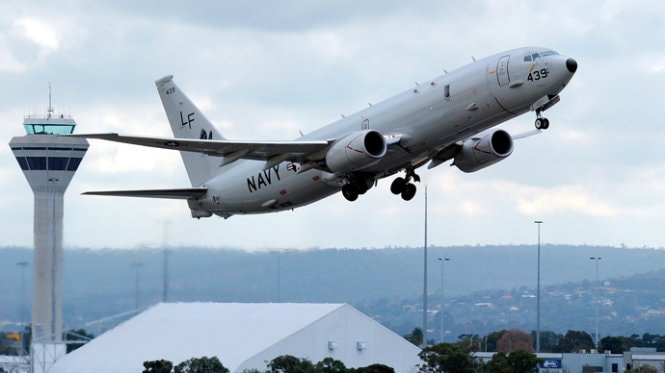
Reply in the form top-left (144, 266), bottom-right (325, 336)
top-left (438, 257), bottom-right (450, 343)
top-left (422, 186), bottom-right (428, 348)
top-left (590, 256), bottom-right (602, 348)
top-left (534, 220), bottom-right (543, 353)
top-left (131, 262), bottom-right (144, 310)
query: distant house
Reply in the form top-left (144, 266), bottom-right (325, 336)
top-left (51, 303), bottom-right (421, 373)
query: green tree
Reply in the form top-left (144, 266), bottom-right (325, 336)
top-left (555, 330), bottom-right (595, 353)
top-left (484, 330), bottom-right (506, 352)
top-left (405, 327), bottom-right (424, 346)
top-left (268, 355), bottom-right (316, 373)
top-left (418, 342), bottom-right (475, 373)
top-left (315, 357), bottom-right (348, 372)
top-left (629, 366), bottom-right (658, 373)
top-left (143, 359), bottom-right (174, 373)
top-left (600, 336), bottom-right (626, 354)
top-left (642, 333), bottom-right (665, 350)
top-left (353, 363), bottom-right (395, 373)
top-left (486, 350), bottom-right (541, 373)
top-left (531, 331), bottom-right (561, 352)
top-left (174, 356), bottom-right (229, 373)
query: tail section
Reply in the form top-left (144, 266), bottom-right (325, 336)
top-left (155, 75), bottom-right (223, 186)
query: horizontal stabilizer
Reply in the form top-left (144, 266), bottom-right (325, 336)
top-left (83, 187), bottom-right (207, 200)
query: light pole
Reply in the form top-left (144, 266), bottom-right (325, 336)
top-left (422, 186), bottom-right (428, 347)
top-left (162, 219), bottom-right (171, 303)
top-left (438, 257), bottom-right (450, 343)
top-left (131, 262), bottom-right (143, 310)
top-left (534, 220), bottom-right (543, 353)
top-left (590, 256), bottom-right (602, 348)
top-left (162, 249), bottom-right (171, 302)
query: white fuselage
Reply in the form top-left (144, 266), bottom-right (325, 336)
top-left (190, 47), bottom-right (576, 217)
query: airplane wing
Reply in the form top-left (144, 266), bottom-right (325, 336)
top-left (69, 133), bottom-right (331, 163)
top-left (83, 187), bottom-right (207, 199)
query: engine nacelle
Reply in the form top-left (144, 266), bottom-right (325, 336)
top-left (325, 130), bottom-right (387, 173)
top-left (453, 129), bottom-right (514, 173)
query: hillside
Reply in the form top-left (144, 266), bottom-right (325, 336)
top-left (1, 245), bottom-right (665, 339)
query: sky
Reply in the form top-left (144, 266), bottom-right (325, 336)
top-left (2, 1), bottom-right (665, 251)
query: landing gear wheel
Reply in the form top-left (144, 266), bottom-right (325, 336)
top-left (342, 185), bottom-right (358, 201)
top-left (401, 183), bottom-right (417, 201)
top-left (535, 116), bottom-right (550, 130)
top-left (356, 182), bottom-right (369, 195)
top-left (391, 177), bottom-right (406, 195)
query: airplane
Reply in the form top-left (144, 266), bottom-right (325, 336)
top-left (73, 46), bottom-right (577, 219)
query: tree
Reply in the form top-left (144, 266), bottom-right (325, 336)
top-left (629, 365), bottom-right (658, 373)
top-left (268, 355), bottom-right (316, 373)
top-left (486, 350), bottom-right (541, 373)
top-left (531, 331), bottom-right (561, 352)
top-left (174, 356), bottom-right (229, 373)
top-left (405, 327), bottom-right (424, 346)
top-left (496, 330), bottom-right (534, 353)
top-left (485, 330), bottom-right (507, 352)
top-left (315, 357), bottom-right (348, 373)
top-left (418, 342), bottom-right (475, 373)
top-left (555, 330), bottom-right (595, 353)
top-left (143, 359), bottom-right (174, 373)
top-left (600, 336), bottom-right (627, 354)
top-left (353, 363), bottom-right (395, 373)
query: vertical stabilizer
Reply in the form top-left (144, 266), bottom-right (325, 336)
top-left (155, 76), bottom-right (223, 186)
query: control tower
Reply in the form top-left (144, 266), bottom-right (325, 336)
top-left (8, 96), bottom-right (88, 369)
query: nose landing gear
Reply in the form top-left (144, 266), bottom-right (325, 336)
top-left (535, 110), bottom-right (550, 130)
top-left (390, 168), bottom-right (420, 201)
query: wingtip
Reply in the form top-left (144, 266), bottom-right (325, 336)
top-left (155, 75), bottom-right (174, 87)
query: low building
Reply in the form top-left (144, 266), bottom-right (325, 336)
top-left (51, 303), bottom-right (421, 373)
top-left (624, 348), bottom-right (665, 373)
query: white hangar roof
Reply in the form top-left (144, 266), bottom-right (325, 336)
top-left (51, 302), bottom-right (421, 373)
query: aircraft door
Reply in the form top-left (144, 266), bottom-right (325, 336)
top-left (496, 55), bottom-right (510, 86)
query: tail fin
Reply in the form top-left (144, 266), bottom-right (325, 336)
top-left (155, 75), bottom-right (223, 187)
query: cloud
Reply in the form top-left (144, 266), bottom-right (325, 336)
top-left (516, 186), bottom-right (616, 217)
top-left (13, 17), bottom-right (59, 50)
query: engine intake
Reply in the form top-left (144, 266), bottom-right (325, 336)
top-left (453, 129), bottom-right (513, 173)
top-left (325, 130), bottom-right (387, 173)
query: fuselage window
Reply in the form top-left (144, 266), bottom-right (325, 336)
top-left (444, 84), bottom-right (450, 100)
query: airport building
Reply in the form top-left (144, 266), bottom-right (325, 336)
top-left (8, 104), bottom-right (89, 373)
top-left (50, 303), bottom-right (422, 373)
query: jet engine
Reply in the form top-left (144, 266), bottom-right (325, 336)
top-left (453, 129), bottom-right (513, 173)
top-left (325, 130), bottom-right (387, 173)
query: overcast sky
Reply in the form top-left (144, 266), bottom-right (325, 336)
top-left (2, 1), bottom-right (665, 251)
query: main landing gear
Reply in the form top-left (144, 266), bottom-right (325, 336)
top-left (534, 110), bottom-right (550, 130)
top-left (390, 168), bottom-right (420, 201)
top-left (341, 173), bottom-right (373, 202)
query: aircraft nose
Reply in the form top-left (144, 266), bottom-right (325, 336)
top-left (566, 58), bottom-right (578, 74)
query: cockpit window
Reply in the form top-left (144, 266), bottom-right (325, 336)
top-left (524, 50), bottom-right (558, 62)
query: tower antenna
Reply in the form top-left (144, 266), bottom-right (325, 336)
top-left (48, 82), bottom-right (53, 118)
